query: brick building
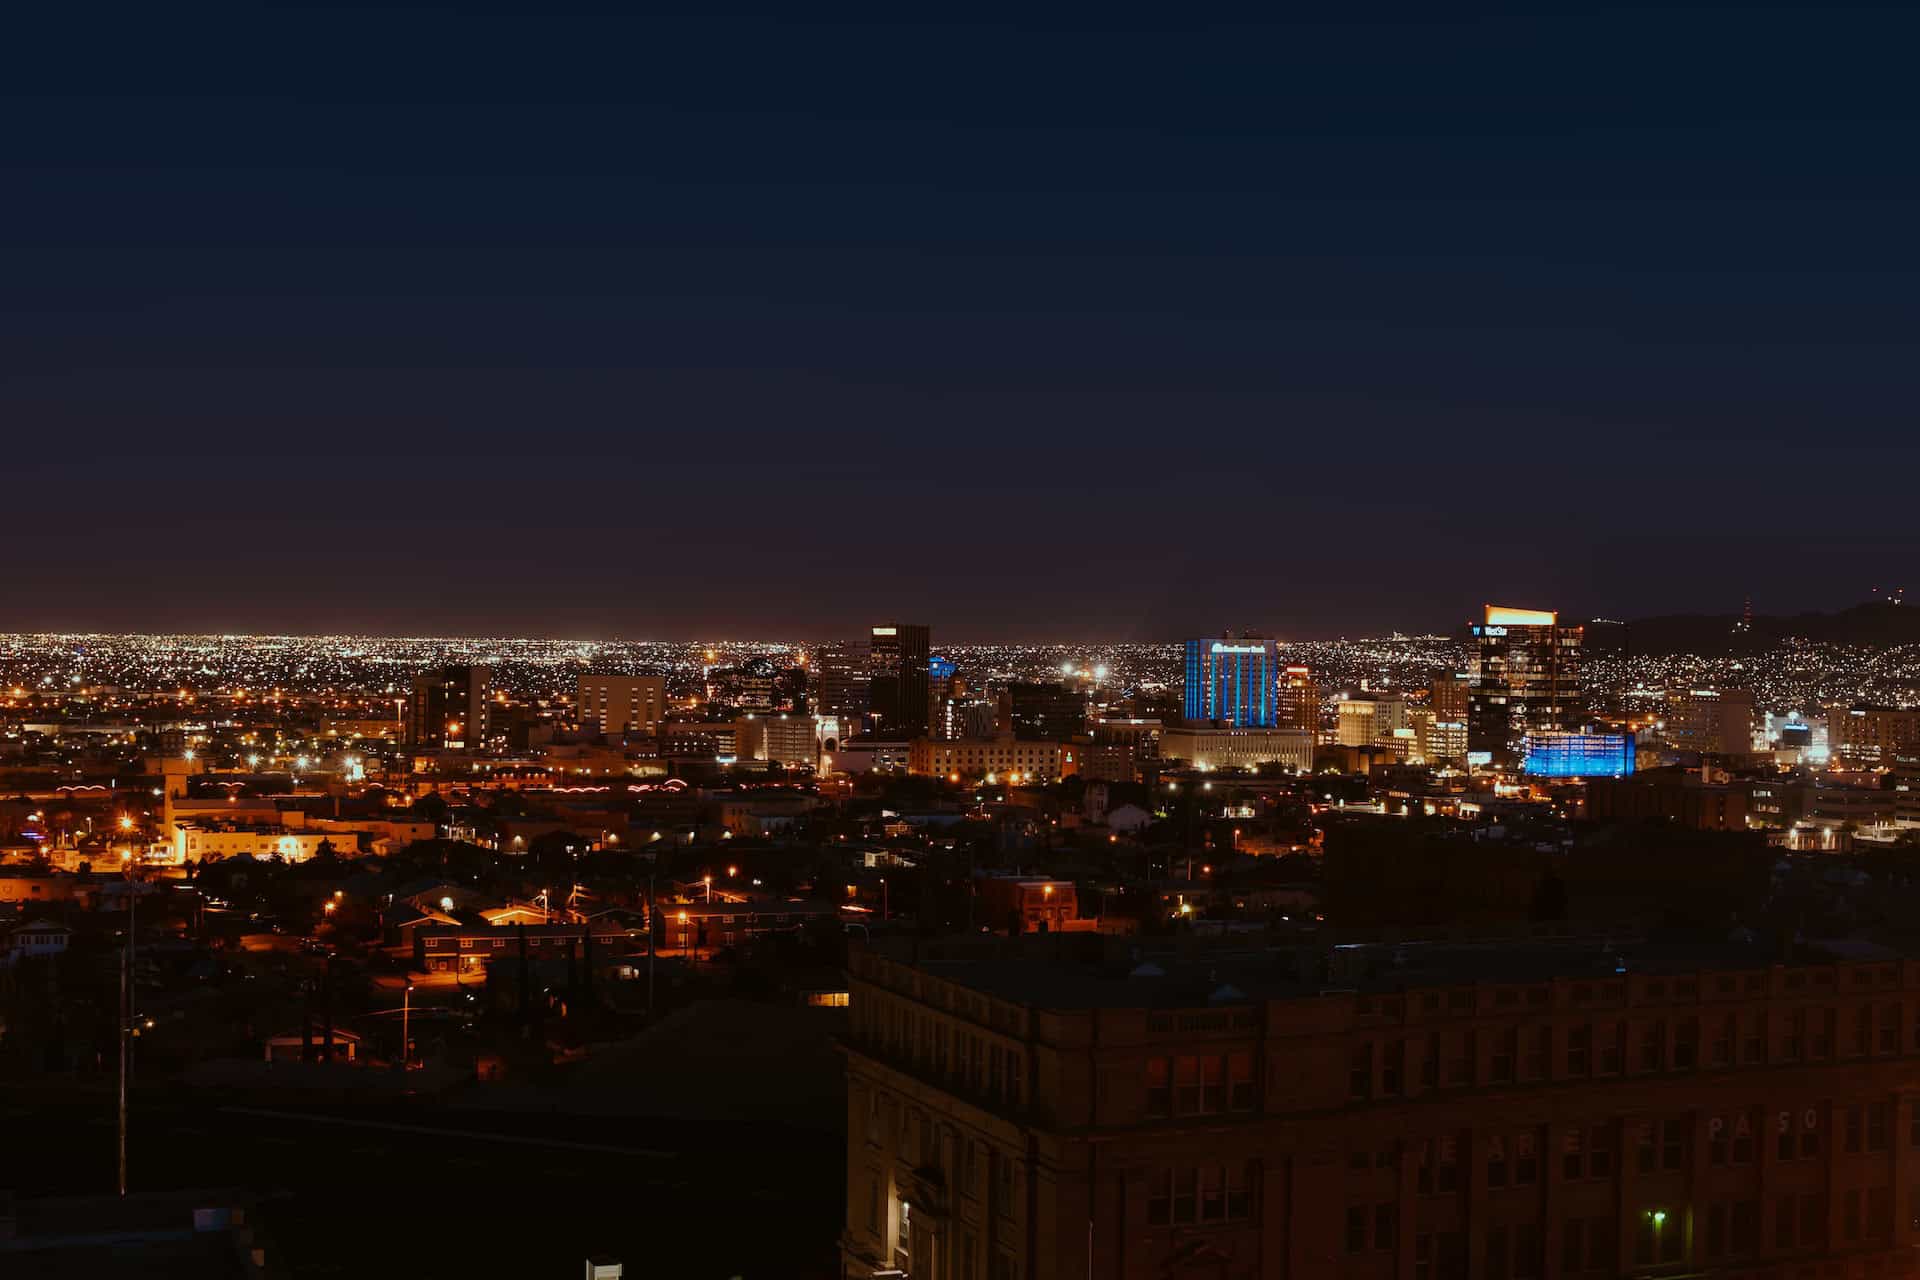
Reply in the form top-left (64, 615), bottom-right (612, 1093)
top-left (841, 932), bottom-right (1920, 1279)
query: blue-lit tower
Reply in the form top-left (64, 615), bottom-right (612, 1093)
top-left (1182, 635), bottom-right (1280, 727)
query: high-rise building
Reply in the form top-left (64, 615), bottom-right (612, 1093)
top-left (576, 673), bottom-right (667, 737)
top-left (811, 641), bottom-right (871, 723)
top-left (1468, 606), bottom-right (1582, 761)
top-left (1182, 634), bottom-right (1279, 727)
top-left (869, 624), bottom-right (931, 738)
top-left (1276, 664), bottom-right (1318, 733)
top-left (1003, 681), bottom-right (1090, 741)
top-left (408, 665), bottom-right (491, 749)
top-left (1431, 672), bottom-right (1471, 723)
top-left (1828, 705), bottom-right (1920, 769)
top-left (1665, 688), bottom-right (1757, 757)
top-left (706, 655), bottom-right (778, 710)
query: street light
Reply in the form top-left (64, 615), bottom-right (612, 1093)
top-left (401, 983), bottom-right (413, 1071)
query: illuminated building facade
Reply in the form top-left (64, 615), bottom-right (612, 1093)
top-left (1183, 635), bottom-right (1280, 727)
top-left (1276, 664), bottom-right (1318, 733)
top-left (577, 673), bottom-right (667, 737)
top-left (1522, 730), bottom-right (1636, 778)
top-left (812, 641), bottom-right (872, 722)
top-left (1665, 689), bottom-right (1757, 757)
top-left (908, 735), bottom-right (1074, 783)
top-left (1829, 705), bottom-right (1920, 769)
top-left (1469, 607), bottom-right (1583, 762)
top-left (842, 932), bottom-right (1920, 1280)
top-left (1337, 693), bottom-right (1409, 749)
top-left (870, 624), bottom-right (932, 739)
top-left (1158, 725), bottom-right (1313, 773)
top-left (408, 664), bottom-right (491, 749)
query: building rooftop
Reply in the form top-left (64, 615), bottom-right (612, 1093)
top-left (867, 931), bottom-right (1914, 1012)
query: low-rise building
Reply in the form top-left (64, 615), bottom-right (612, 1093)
top-left (909, 736), bottom-right (1076, 783)
top-left (1159, 726), bottom-right (1313, 774)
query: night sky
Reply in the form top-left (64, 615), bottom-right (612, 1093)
top-left (9, 2), bottom-right (1920, 640)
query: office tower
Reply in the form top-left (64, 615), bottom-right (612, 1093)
top-left (1467, 606), bottom-right (1582, 760)
top-left (706, 655), bottom-right (777, 710)
top-left (1182, 633), bottom-right (1279, 727)
top-left (811, 641), bottom-right (871, 723)
top-left (1276, 664), bottom-right (1318, 733)
top-left (576, 673), bottom-right (667, 737)
top-left (1521, 729), bottom-right (1636, 777)
top-left (408, 665), bottom-right (491, 749)
top-left (1003, 681), bottom-right (1090, 741)
top-left (1431, 672), bottom-right (1471, 723)
top-left (1335, 692), bottom-right (1408, 748)
top-left (1665, 688), bottom-right (1757, 757)
top-left (868, 623), bottom-right (931, 738)
top-left (1827, 704), bottom-right (1920, 769)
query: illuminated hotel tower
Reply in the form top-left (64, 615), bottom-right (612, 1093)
top-left (1182, 634), bottom-right (1280, 727)
top-left (1467, 605), bottom-right (1583, 760)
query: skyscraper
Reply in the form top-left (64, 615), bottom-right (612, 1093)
top-left (1276, 663), bottom-right (1318, 733)
top-left (1467, 606), bottom-right (1582, 761)
top-left (810, 641), bottom-right (871, 722)
top-left (1182, 634), bottom-right (1279, 727)
top-left (408, 664), bottom-right (492, 749)
top-left (868, 623), bottom-right (931, 738)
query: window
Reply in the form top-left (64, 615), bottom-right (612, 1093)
top-left (1228, 1051), bottom-right (1254, 1111)
top-left (1349, 1042), bottom-right (1373, 1099)
top-left (1868, 1100), bottom-right (1891, 1152)
top-left (1673, 1018), bottom-right (1698, 1069)
top-left (1515, 1130), bottom-right (1538, 1184)
top-left (1373, 1203), bottom-right (1397, 1251)
top-left (1382, 1040), bottom-right (1404, 1096)
top-left (1597, 1022), bottom-right (1622, 1075)
top-left (1346, 1206), bottom-right (1368, 1253)
top-left (1445, 1032), bottom-right (1473, 1087)
top-left (1524, 1026), bottom-right (1548, 1080)
top-left (1486, 1225), bottom-right (1508, 1280)
top-left (1743, 1012), bottom-right (1765, 1063)
top-left (1639, 1020), bottom-right (1665, 1072)
top-left (1491, 1028), bottom-right (1515, 1083)
top-left (1853, 1006), bottom-right (1872, 1056)
top-left (1711, 1014), bottom-right (1733, 1066)
top-left (1775, 1195), bottom-right (1795, 1249)
top-left (1513, 1222), bottom-right (1540, 1280)
top-left (1200, 1055), bottom-right (1224, 1113)
top-left (1566, 1024), bottom-right (1590, 1076)
top-left (1846, 1104), bottom-right (1863, 1153)
top-left (1732, 1200), bottom-right (1759, 1254)
top-left (1174, 1055), bottom-right (1200, 1114)
top-left (1636, 1119), bottom-right (1685, 1173)
top-left (1487, 1135), bottom-right (1508, 1188)
top-left (1844, 1188), bottom-right (1861, 1242)
top-left (1800, 1193), bottom-right (1826, 1249)
top-left (1868, 1185), bottom-right (1892, 1238)
top-left (1422, 1032), bottom-right (1440, 1088)
top-left (1783, 1009), bottom-right (1804, 1061)
top-left (1154, 1165), bottom-right (1252, 1227)
top-left (1882, 1003), bottom-right (1901, 1053)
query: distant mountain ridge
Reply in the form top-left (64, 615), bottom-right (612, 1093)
top-left (1601, 602), bottom-right (1920, 654)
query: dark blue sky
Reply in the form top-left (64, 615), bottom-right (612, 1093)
top-left (8, 2), bottom-right (1919, 639)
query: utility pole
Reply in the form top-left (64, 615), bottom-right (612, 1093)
top-left (646, 874), bottom-right (656, 1012)
top-left (118, 854), bottom-right (135, 1197)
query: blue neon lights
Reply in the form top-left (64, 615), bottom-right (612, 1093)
top-left (1522, 733), bottom-right (1634, 778)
